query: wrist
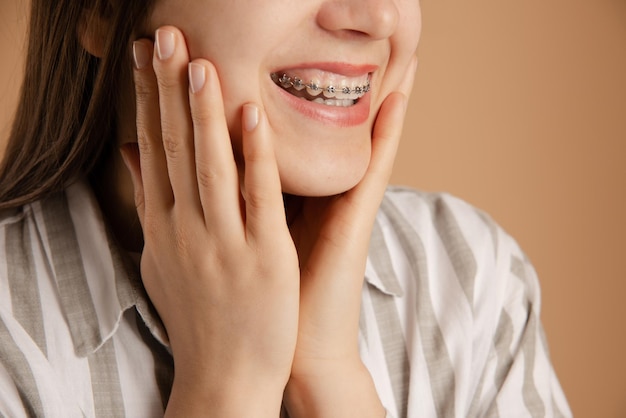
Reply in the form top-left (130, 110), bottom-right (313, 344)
top-left (165, 360), bottom-right (286, 417)
top-left (284, 359), bottom-right (384, 418)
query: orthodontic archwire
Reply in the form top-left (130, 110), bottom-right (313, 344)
top-left (270, 73), bottom-right (371, 96)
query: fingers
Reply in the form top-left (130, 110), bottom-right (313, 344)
top-left (132, 39), bottom-right (172, 212)
top-left (351, 55), bottom-right (417, 203)
top-left (298, 95), bottom-right (410, 290)
top-left (340, 93), bottom-right (406, 231)
top-left (133, 27), bottom-right (206, 220)
top-left (361, 92), bottom-right (407, 194)
top-left (133, 27), bottom-right (282, 241)
top-left (188, 60), bottom-right (243, 236)
top-left (188, 63), bottom-right (286, 242)
top-left (367, 55), bottom-right (417, 184)
top-left (152, 27), bottom-right (200, 211)
top-left (240, 104), bottom-right (287, 242)
top-left (397, 55), bottom-right (418, 99)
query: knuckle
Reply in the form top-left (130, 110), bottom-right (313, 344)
top-left (197, 168), bottom-right (218, 190)
top-left (161, 130), bottom-right (181, 157)
top-left (141, 214), bottom-right (162, 240)
top-left (245, 189), bottom-right (272, 211)
top-left (242, 146), bottom-right (265, 164)
top-left (134, 79), bottom-right (153, 104)
top-left (196, 161), bottom-right (222, 189)
top-left (190, 105), bottom-right (212, 126)
top-left (136, 126), bottom-right (159, 155)
top-left (142, 215), bottom-right (192, 256)
top-left (156, 73), bottom-right (180, 96)
top-left (159, 118), bottom-right (191, 161)
top-left (170, 225), bottom-right (191, 254)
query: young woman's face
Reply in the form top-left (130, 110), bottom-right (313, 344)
top-left (147, 0), bottom-right (421, 196)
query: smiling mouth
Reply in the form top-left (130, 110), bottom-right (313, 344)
top-left (270, 72), bottom-right (371, 107)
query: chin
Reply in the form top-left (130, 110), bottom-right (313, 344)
top-left (281, 177), bottom-right (362, 197)
top-left (278, 155), bottom-right (370, 197)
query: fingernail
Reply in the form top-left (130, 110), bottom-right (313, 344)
top-left (132, 41), bottom-right (150, 70)
top-left (155, 29), bottom-right (175, 60)
top-left (243, 104), bottom-right (259, 132)
top-left (188, 63), bottom-right (206, 94)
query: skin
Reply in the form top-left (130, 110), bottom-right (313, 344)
top-left (113, 0), bottom-right (421, 415)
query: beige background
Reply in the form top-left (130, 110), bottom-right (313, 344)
top-left (1, 0), bottom-right (625, 416)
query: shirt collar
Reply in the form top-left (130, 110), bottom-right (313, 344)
top-left (35, 180), bottom-right (168, 357)
top-left (36, 180), bottom-right (402, 357)
top-left (364, 216), bottom-right (405, 297)
top-left (364, 261), bottom-right (404, 297)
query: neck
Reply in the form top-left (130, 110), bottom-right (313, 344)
top-left (91, 69), bottom-right (144, 253)
top-left (91, 147), bottom-right (144, 253)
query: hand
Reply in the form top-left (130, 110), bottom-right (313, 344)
top-left (283, 56), bottom-right (418, 417)
top-left (122, 27), bottom-right (299, 417)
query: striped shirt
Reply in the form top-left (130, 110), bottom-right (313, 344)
top-left (0, 180), bottom-right (571, 417)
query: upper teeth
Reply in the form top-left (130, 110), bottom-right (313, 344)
top-left (271, 73), bottom-right (370, 101)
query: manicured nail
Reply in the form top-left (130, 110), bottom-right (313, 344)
top-left (155, 29), bottom-right (175, 60)
top-left (132, 41), bottom-right (150, 70)
top-left (188, 63), bottom-right (206, 94)
top-left (243, 104), bottom-right (259, 132)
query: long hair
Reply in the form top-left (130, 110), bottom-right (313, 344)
top-left (0, 0), bottom-right (155, 209)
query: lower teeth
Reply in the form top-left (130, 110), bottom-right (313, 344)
top-left (287, 86), bottom-right (359, 106)
top-left (311, 97), bottom-right (355, 107)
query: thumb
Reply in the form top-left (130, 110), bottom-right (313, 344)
top-left (357, 54), bottom-right (417, 199)
top-left (397, 55), bottom-right (418, 99)
top-left (363, 92), bottom-right (407, 194)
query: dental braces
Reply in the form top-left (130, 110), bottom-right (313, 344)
top-left (271, 73), bottom-right (371, 96)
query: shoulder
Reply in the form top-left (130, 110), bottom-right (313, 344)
top-left (364, 187), bottom-right (571, 416)
top-left (0, 180), bottom-right (110, 330)
top-left (377, 185), bottom-right (528, 269)
top-left (0, 183), bottom-right (78, 270)
top-left (0, 200), bottom-right (39, 289)
top-left (380, 185), bottom-right (490, 236)
top-left (371, 185), bottom-right (540, 324)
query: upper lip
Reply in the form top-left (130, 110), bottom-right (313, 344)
top-left (270, 62), bottom-right (378, 78)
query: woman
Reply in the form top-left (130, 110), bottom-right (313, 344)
top-left (0, 0), bottom-right (571, 416)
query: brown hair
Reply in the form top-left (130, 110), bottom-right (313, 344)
top-left (0, 0), bottom-right (155, 209)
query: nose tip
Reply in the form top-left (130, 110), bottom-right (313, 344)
top-left (317, 0), bottom-right (400, 40)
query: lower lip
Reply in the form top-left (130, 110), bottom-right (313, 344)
top-left (273, 84), bottom-right (371, 127)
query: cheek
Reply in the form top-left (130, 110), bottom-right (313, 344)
top-left (182, 32), bottom-right (269, 154)
top-left (398, 1), bottom-right (422, 54)
top-left (375, 2), bottom-right (421, 103)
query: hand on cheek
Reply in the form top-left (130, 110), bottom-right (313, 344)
top-left (283, 56), bottom-right (416, 418)
top-left (121, 23), bottom-right (417, 417)
top-left (123, 26), bottom-right (299, 417)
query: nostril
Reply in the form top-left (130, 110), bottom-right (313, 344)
top-left (316, 0), bottom-right (400, 40)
